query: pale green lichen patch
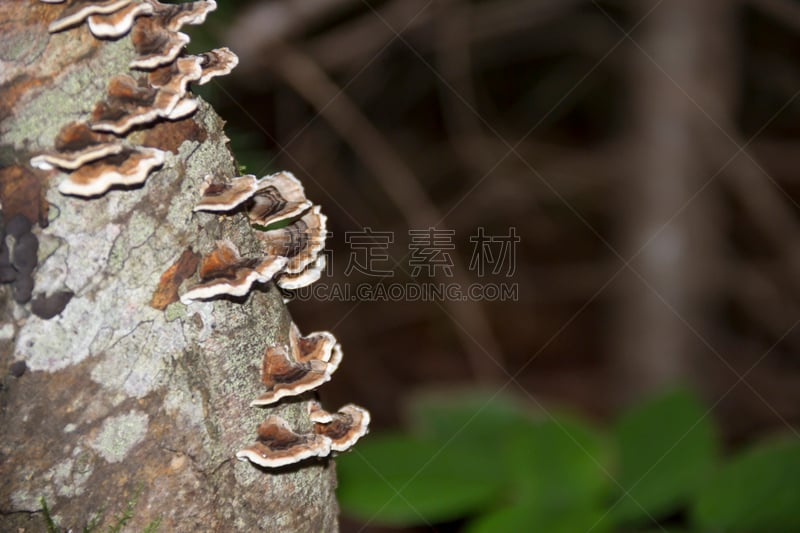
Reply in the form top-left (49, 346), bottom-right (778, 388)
top-left (164, 301), bottom-right (187, 322)
top-left (4, 32), bottom-right (132, 151)
top-left (91, 410), bottom-right (149, 464)
top-left (65, 225), bottom-right (121, 291)
top-left (91, 319), bottom-right (184, 398)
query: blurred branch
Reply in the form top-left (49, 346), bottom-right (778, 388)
top-left (225, 0), bottom-right (360, 68)
top-left (710, 131), bottom-right (800, 296)
top-left (269, 41), bottom-right (508, 383)
top-left (227, 0), bottom-right (588, 76)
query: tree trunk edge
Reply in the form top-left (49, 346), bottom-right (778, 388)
top-left (0, 3), bottom-right (340, 532)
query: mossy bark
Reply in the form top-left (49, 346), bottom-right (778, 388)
top-left (0, 3), bottom-right (338, 531)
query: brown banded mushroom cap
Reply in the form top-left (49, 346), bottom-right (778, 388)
top-left (86, 1), bottom-right (154, 38)
top-left (276, 254), bottom-right (326, 290)
top-left (248, 171), bottom-right (312, 227)
top-left (30, 122), bottom-right (124, 171)
top-left (58, 146), bottom-right (165, 196)
top-left (48, 0), bottom-right (133, 33)
top-left (90, 73), bottom-right (193, 134)
top-left (235, 415), bottom-right (331, 468)
top-left (290, 323), bottom-right (338, 363)
top-left (130, 17), bottom-right (190, 70)
top-left (148, 0), bottom-right (217, 31)
top-left (310, 403), bottom-right (371, 452)
top-left (180, 240), bottom-right (288, 303)
top-left (147, 55), bottom-right (203, 90)
top-left (164, 96), bottom-right (198, 120)
top-left (193, 174), bottom-right (259, 212)
top-left (307, 400), bottom-right (334, 424)
top-left (250, 325), bottom-right (340, 406)
top-left (197, 47), bottom-right (239, 85)
top-left (255, 205), bottom-right (327, 275)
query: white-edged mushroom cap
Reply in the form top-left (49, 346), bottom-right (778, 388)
top-left (248, 171), bottom-right (312, 227)
top-left (180, 240), bottom-right (288, 303)
top-left (48, 0), bottom-right (133, 33)
top-left (193, 174), bottom-right (259, 212)
top-left (58, 146), bottom-right (165, 197)
top-left (276, 254), bottom-right (326, 290)
top-left (130, 17), bottom-right (189, 70)
top-left (197, 47), bottom-right (239, 84)
top-left (250, 324), bottom-right (340, 406)
top-left (86, 1), bottom-right (154, 38)
top-left (256, 205), bottom-right (327, 275)
top-left (235, 415), bottom-right (331, 468)
top-left (312, 403), bottom-right (370, 452)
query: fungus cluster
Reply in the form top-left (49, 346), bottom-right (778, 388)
top-left (32, 0), bottom-right (236, 197)
top-left (188, 171), bottom-right (369, 467)
top-left (31, 0), bottom-right (370, 471)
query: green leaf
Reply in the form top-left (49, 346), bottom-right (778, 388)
top-left (505, 415), bottom-right (611, 512)
top-left (611, 388), bottom-right (718, 526)
top-left (407, 387), bottom-right (533, 448)
top-left (692, 438), bottom-right (800, 532)
top-left (465, 504), bottom-right (614, 533)
top-left (337, 433), bottom-right (506, 526)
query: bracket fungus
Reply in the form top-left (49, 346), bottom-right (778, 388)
top-left (30, 122), bottom-right (124, 171)
top-left (149, 0), bottom-right (217, 31)
top-left (235, 415), bottom-right (332, 469)
top-left (47, 0), bottom-right (133, 33)
top-left (255, 205), bottom-right (327, 275)
top-left (193, 174), bottom-right (259, 212)
top-left (180, 240), bottom-right (288, 302)
top-left (197, 47), bottom-right (239, 85)
top-left (308, 402), bottom-right (371, 452)
top-left (251, 325), bottom-right (341, 406)
top-left (91, 73), bottom-right (196, 134)
top-left (248, 171), bottom-right (313, 227)
top-left (86, 1), bottom-right (154, 38)
top-left (130, 16), bottom-right (189, 70)
top-left (276, 254), bottom-right (326, 290)
top-left (57, 146), bottom-right (165, 196)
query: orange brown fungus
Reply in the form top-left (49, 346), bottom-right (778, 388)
top-left (150, 248), bottom-right (201, 310)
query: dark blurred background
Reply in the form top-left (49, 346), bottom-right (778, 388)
top-left (189, 0), bottom-right (800, 527)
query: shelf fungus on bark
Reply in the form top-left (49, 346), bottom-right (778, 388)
top-left (197, 47), bottom-right (239, 85)
top-left (130, 16), bottom-right (190, 70)
top-left (90, 71), bottom-right (199, 134)
top-left (193, 174), bottom-right (259, 212)
top-left (57, 146), bottom-right (165, 196)
top-left (149, 0), bottom-right (217, 31)
top-left (235, 415), bottom-right (332, 468)
top-left (47, 0), bottom-right (133, 33)
top-left (276, 254), bottom-right (326, 290)
top-left (248, 172), bottom-right (313, 228)
top-left (180, 240), bottom-right (288, 302)
top-left (86, 1), bottom-right (154, 38)
top-left (308, 402), bottom-right (371, 453)
top-left (194, 172), bottom-right (310, 227)
top-left (256, 205), bottom-right (327, 276)
top-left (250, 324), bottom-right (341, 406)
top-left (30, 122), bottom-right (124, 171)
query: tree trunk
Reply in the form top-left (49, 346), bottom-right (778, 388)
top-left (612, 0), bottom-right (734, 402)
top-left (0, 3), bottom-right (338, 531)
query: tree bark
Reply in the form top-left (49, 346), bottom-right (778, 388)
top-left (0, 3), bottom-right (338, 531)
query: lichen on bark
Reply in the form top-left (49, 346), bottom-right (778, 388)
top-left (0, 3), bottom-right (338, 531)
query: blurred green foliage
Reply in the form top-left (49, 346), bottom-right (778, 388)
top-left (337, 388), bottom-right (800, 532)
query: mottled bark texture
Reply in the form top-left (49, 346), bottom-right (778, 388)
top-left (0, 3), bottom-right (338, 532)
